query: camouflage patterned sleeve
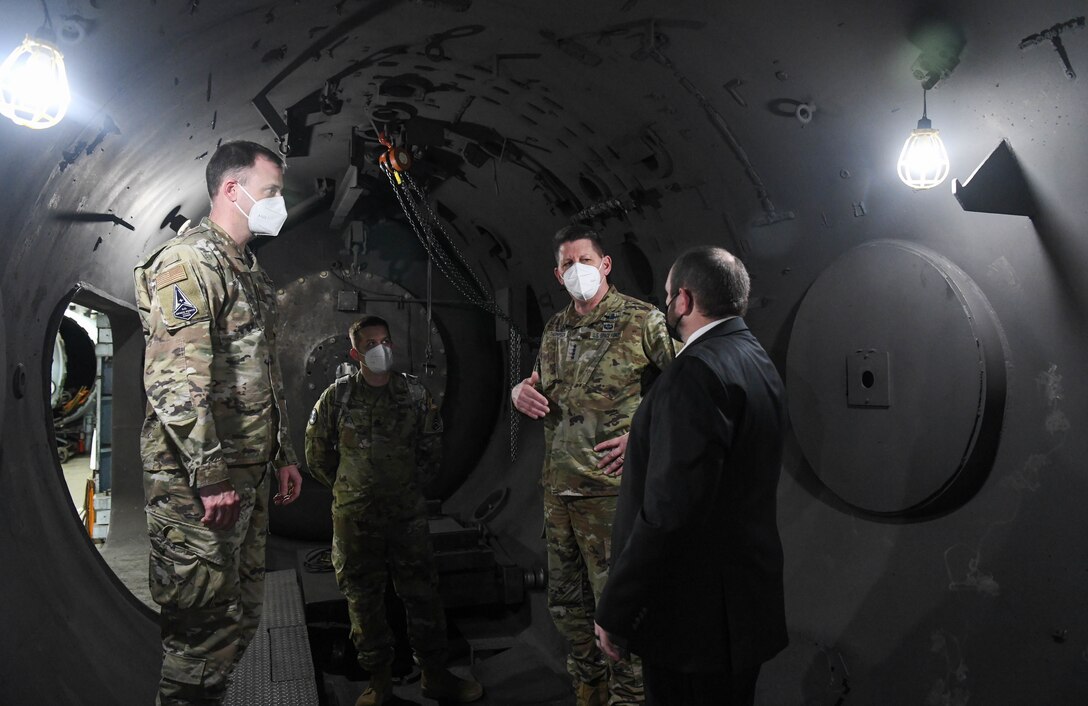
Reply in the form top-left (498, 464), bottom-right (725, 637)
top-left (269, 351), bottom-right (298, 468)
top-left (416, 385), bottom-right (444, 486)
top-left (641, 307), bottom-right (676, 372)
top-left (139, 244), bottom-right (230, 488)
top-left (304, 385), bottom-right (338, 488)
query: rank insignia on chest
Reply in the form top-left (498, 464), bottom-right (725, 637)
top-left (600, 322), bottom-right (616, 331)
top-left (173, 285), bottom-right (198, 321)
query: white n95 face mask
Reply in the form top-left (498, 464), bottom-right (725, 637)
top-left (235, 183), bottom-right (288, 236)
top-left (562, 262), bottom-right (603, 302)
top-left (363, 344), bottom-right (393, 373)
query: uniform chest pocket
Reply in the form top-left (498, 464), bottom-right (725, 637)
top-left (340, 410), bottom-right (365, 450)
top-left (341, 405), bottom-right (416, 450)
top-left (222, 270), bottom-right (273, 336)
top-left (570, 330), bottom-right (621, 388)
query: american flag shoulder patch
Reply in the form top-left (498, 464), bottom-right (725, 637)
top-left (156, 263), bottom-right (188, 288)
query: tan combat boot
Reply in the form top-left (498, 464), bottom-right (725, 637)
top-left (573, 679), bottom-right (609, 706)
top-left (420, 665), bottom-right (484, 703)
top-left (355, 664), bottom-right (393, 706)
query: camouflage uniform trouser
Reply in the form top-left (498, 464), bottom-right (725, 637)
top-left (145, 464), bottom-right (269, 706)
top-left (543, 488), bottom-right (644, 706)
top-left (331, 497), bottom-right (447, 670)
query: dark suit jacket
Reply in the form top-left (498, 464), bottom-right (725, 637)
top-left (595, 317), bottom-right (788, 674)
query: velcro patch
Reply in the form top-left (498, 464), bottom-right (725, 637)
top-left (173, 285), bottom-right (199, 321)
top-left (154, 269), bottom-right (208, 329)
top-left (156, 264), bottom-right (187, 288)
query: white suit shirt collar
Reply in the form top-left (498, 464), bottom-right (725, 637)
top-left (679, 317), bottom-right (736, 354)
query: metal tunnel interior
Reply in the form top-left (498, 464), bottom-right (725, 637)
top-left (1, 0), bottom-right (1087, 703)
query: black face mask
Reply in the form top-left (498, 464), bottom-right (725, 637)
top-left (664, 292), bottom-right (684, 342)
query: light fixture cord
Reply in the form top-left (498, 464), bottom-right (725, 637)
top-left (39, 0), bottom-right (54, 32)
top-left (922, 86), bottom-right (928, 120)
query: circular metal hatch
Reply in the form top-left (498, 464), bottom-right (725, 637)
top-left (786, 240), bottom-right (1007, 517)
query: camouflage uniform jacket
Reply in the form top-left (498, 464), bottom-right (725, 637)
top-left (535, 285), bottom-right (675, 496)
top-left (305, 371), bottom-right (443, 512)
top-left (133, 217), bottom-right (297, 488)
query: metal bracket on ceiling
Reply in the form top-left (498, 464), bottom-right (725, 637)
top-left (252, 93), bottom-right (290, 157)
top-left (1019, 16), bottom-right (1085, 80)
top-left (424, 24), bottom-right (486, 61)
top-left (952, 139), bottom-right (1038, 218)
top-left (248, 0), bottom-right (404, 159)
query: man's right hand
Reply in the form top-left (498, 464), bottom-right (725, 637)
top-left (199, 480), bottom-right (241, 530)
top-left (511, 371), bottom-right (550, 419)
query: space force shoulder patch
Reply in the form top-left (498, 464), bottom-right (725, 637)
top-left (173, 285), bottom-right (198, 320)
top-left (154, 261), bottom-right (209, 329)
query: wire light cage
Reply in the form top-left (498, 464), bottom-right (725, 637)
top-left (0, 34), bottom-right (70, 130)
top-left (897, 88), bottom-right (950, 190)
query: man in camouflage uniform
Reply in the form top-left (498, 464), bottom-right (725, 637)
top-left (512, 225), bottom-right (675, 706)
top-left (134, 140), bottom-right (304, 705)
top-left (305, 315), bottom-right (483, 706)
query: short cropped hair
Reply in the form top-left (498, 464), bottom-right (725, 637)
top-left (669, 246), bottom-right (751, 318)
top-left (552, 224), bottom-right (604, 263)
top-left (349, 315), bottom-right (391, 348)
top-left (205, 140), bottom-right (284, 199)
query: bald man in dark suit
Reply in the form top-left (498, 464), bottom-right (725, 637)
top-left (594, 246), bottom-right (788, 706)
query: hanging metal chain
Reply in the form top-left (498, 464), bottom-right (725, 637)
top-left (381, 163), bottom-right (525, 461)
top-left (405, 174), bottom-right (492, 299)
top-left (506, 328), bottom-right (522, 464)
top-left (383, 167), bottom-right (483, 305)
top-left (424, 255), bottom-right (434, 372)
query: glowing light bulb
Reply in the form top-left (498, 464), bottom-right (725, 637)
top-left (897, 87), bottom-right (950, 190)
top-left (897, 123), bottom-right (950, 190)
top-left (0, 35), bottom-right (70, 130)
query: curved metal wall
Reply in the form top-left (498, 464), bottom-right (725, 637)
top-left (0, 1), bottom-right (1087, 703)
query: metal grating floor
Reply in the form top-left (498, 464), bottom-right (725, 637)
top-left (223, 570), bottom-right (319, 706)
